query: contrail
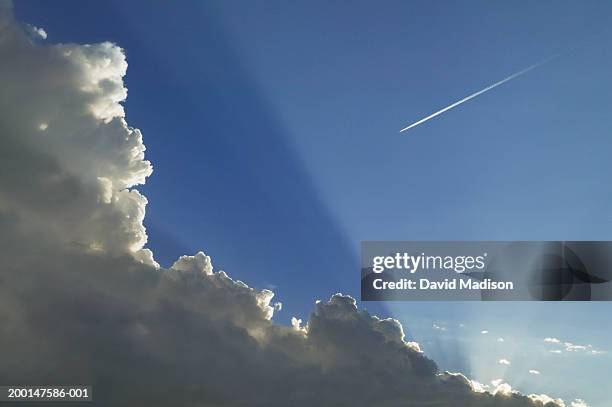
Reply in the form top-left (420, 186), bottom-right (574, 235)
top-left (399, 55), bottom-right (559, 133)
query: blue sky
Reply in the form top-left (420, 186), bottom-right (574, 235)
top-left (16, 1), bottom-right (612, 405)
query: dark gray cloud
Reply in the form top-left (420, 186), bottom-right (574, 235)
top-left (0, 2), bottom-right (572, 406)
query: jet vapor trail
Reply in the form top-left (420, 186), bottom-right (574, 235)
top-left (399, 55), bottom-right (559, 133)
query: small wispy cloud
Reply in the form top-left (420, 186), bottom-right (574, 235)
top-left (564, 342), bottom-right (604, 355)
top-left (432, 324), bottom-right (447, 331)
top-left (564, 342), bottom-right (589, 352)
top-left (544, 338), bottom-right (605, 355)
top-left (481, 330), bottom-right (489, 334)
top-left (528, 370), bottom-right (541, 375)
top-left (498, 359), bottom-right (511, 366)
top-left (497, 337), bottom-right (504, 343)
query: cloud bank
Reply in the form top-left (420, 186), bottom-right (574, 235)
top-left (0, 2), bottom-right (578, 406)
